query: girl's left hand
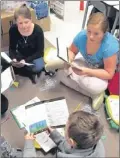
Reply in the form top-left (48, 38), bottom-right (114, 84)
top-left (72, 67), bottom-right (88, 76)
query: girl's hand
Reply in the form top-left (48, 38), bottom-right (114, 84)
top-left (12, 59), bottom-right (17, 62)
top-left (72, 67), bottom-right (89, 76)
top-left (20, 59), bottom-right (26, 65)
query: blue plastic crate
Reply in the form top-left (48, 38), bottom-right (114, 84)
top-left (35, 2), bottom-right (49, 19)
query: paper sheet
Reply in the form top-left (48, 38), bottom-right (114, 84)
top-left (1, 67), bottom-right (14, 93)
top-left (46, 99), bottom-right (69, 126)
top-left (56, 127), bottom-right (65, 137)
top-left (35, 131), bottom-right (56, 152)
top-left (12, 97), bottom-right (40, 128)
top-left (57, 37), bottom-right (69, 62)
top-left (1, 52), bottom-right (12, 63)
top-left (1, 52), bottom-right (34, 66)
top-left (23, 63), bottom-right (34, 66)
top-left (25, 102), bottom-right (48, 133)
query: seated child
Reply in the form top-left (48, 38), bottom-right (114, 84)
top-left (49, 110), bottom-right (105, 157)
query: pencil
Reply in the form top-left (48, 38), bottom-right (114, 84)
top-left (73, 103), bottom-right (81, 112)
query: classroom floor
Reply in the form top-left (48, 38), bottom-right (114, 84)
top-left (1, 70), bottom-right (119, 157)
top-left (1, 3), bottom-right (119, 157)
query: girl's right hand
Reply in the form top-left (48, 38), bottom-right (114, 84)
top-left (12, 59), bottom-right (17, 62)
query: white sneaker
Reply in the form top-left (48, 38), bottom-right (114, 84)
top-left (92, 92), bottom-right (105, 110)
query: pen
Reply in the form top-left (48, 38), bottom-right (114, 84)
top-left (74, 103), bottom-right (81, 112)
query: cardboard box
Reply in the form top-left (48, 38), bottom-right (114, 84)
top-left (1, 8), bottom-right (36, 35)
top-left (1, 9), bottom-right (50, 48)
top-left (35, 16), bottom-right (51, 32)
top-left (1, 12), bottom-right (15, 34)
top-left (1, 33), bottom-right (9, 48)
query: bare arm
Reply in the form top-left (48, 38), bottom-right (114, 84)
top-left (23, 134), bottom-right (36, 157)
top-left (76, 54), bottom-right (117, 80)
top-left (68, 43), bottom-right (79, 63)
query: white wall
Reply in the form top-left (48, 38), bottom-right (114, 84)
top-left (64, 1), bottom-right (85, 25)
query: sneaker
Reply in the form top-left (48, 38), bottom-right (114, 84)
top-left (92, 92), bottom-right (105, 111)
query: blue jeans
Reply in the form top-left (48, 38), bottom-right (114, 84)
top-left (32, 57), bottom-right (45, 72)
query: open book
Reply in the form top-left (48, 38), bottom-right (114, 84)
top-left (24, 97), bottom-right (69, 134)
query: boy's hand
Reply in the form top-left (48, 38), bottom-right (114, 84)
top-left (25, 133), bottom-right (36, 140)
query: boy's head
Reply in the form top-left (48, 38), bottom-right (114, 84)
top-left (65, 111), bottom-right (103, 149)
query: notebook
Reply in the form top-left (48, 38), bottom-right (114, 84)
top-left (24, 97), bottom-right (69, 134)
top-left (56, 38), bottom-right (82, 71)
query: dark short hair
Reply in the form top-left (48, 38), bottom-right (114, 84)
top-left (87, 12), bottom-right (109, 33)
top-left (14, 4), bottom-right (31, 21)
top-left (68, 111), bottom-right (103, 149)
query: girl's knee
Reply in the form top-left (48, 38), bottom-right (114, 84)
top-left (87, 80), bottom-right (108, 95)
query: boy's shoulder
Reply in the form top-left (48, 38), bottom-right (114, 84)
top-left (92, 140), bottom-right (105, 157)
